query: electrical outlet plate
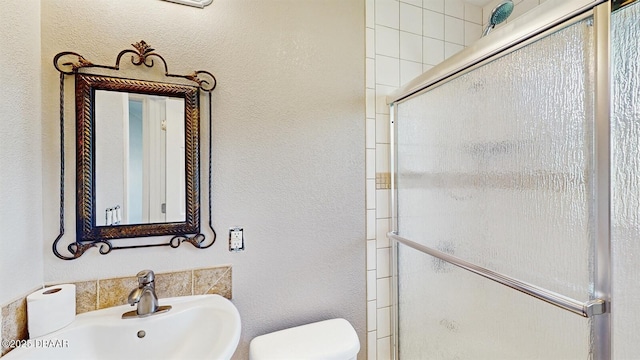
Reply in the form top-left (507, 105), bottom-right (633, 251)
top-left (229, 227), bottom-right (244, 252)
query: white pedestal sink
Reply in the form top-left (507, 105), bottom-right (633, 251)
top-left (4, 294), bottom-right (241, 360)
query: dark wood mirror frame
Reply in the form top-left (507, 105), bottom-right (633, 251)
top-left (76, 74), bottom-right (200, 241)
top-left (52, 41), bottom-right (216, 260)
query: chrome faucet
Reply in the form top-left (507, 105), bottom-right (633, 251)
top-left (127, 270), bottom-right (159, 316)
top-left (122, 270), bottom-right (172, 319)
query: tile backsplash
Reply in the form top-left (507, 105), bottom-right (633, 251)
top-left (0, 300), bottom-right (27, 357)
top-left (1, 265), bottom-right (231, 357)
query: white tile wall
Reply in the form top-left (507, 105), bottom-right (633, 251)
top-left (375, 189), bottom-right (390, 218)
top-left (376, 307), bottom-right (392, 337)
top-left (400, 3), bottom-right (423, 34)
top-left (375, 114), bottom-right (390, 144)
top-left (366, 179), bottom-right (376, 209)
top-left (365, 1), bottom-right (484, 358)
top-left (401, 0), bottom-right (421, 7)
top-left (510, 0), bottom-right (540, 20)
top-left (376, 218), bottom-right (391, 248)
top-left (376, 248), bottom-right (391, 277)
top-left (366, 148), bottom-right (376, 178)
top-left (444, 0), bottom-right (465, 18)
top-left (465, 21), bottom-right (482, 46)
top-left (375, 26), bottom-right (400, 57)
top-left (367, 300), bottom-right (377, 332)
top-left (366, 28), bottom-right (376, 59)
top-left (423, 0), bottom-right (443, 13)
top-left (367, 269), bottom-right (377, 301)
top-left (366, 209), bottom-right (376, 239)
top-left (400, 31), bottom-right (422, 62)
top-left (366, 58), bottom-right (375, 89)
top-left (423, 36), bottom-right (444, 65)
top-left (366, 119), bottom-right (376, 149)
top-left (400, 59), bottom-right (423, 86)
top-left (445, 16), bottom-right (465, 44)
top-left (366, 89), bottom-right (375, 117)
top-left (375, 144), bottom-right (390, 173)
top-left (367, 331), bottom-right (377, 360)
top-left (376, 277), bottom-right (391, 307)
top-left (376, 0), bottom-right (400, 28)
top-left (423, 9), bottom-right (444, 39)
top-left (367, 240), bottom-right (377, 270)
top-left (445, 42), bottom-right (464, 59)
top-left (375, 56), bottom-right (400, 86)
top-left (464, 2), bottom-right (483, 23)
top-left (375, 85), bottom-right (395, 114)
top-left (377, 337), bottom-right (392, 360)
top-left (366, 0), bottom-right (375, 28)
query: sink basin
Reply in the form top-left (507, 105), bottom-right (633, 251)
top-left (4, 294), bottom-right (241, 360)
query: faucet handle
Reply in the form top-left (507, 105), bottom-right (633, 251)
top-left (136, 270), bottom-right (155, 285)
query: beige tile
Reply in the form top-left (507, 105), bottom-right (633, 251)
top-left (155, 271), bottom-right (192, 299)
top-left (194, 266), bottom-right (232, 299)
top-left (193, 266), bottom-right (226, 294)
top-left (1, 297), bottom-right (28, 356)
top-left (210, 268), bottom-right (232, 299)
top-left (376, 172), bottom-right (391, 190)
top-left (97, 276), bottom-right (137, 309)
top-left (74, 281), bottom-right (97, 314)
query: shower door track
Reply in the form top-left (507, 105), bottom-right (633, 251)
top-left (386, 0), bottom-right (626, 359)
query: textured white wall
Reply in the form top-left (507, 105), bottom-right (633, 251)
top-left (0, 0), bottom-right (43, 305)
top-left (40, 0), bottom-right (365, 358)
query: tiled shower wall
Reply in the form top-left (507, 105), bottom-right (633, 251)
top-left (365, 1), bottom-right (482, 359)
top-left (365, 0), bottom-right (543, 359)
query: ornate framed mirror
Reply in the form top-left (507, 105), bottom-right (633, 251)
top-left (53, 41), bottom-right (216, 260)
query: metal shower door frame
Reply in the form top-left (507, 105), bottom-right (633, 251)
top-left (388, 0), bottom-right (619, 358)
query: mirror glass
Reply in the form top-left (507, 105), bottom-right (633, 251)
top-left (75, 73), bottom-right (200, 242)
top-left (94, 90), bottom-right (186, 226)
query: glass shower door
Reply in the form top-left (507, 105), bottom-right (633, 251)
top-left (611, 2), bottom-right (640, 358)
top-left (393, 12), bottom-right (600, 360)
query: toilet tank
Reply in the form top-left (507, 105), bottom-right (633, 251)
top-left (249, 318), bottom-right (360, 360)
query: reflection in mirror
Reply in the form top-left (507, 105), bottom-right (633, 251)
top-left (95, 90), bottom-right (186, 226)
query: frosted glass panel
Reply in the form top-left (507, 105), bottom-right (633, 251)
top-left (611, 3), bottom-right (640, 359)
top-left (396, 18), bottom-right (595, 300)
top-left (397, 244), bottom-right (592, 359)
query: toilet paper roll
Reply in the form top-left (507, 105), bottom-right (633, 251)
top-left (27, 284), bottom-right (76, 338)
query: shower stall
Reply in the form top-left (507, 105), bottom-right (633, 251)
top-left (387, 0), bottom-right (639, 358)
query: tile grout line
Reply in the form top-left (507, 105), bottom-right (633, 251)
top-left (95, 280), bottom-right (100, 311)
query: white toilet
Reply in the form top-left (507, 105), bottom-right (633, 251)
top-left (249, 318), bottom-right (360, 360)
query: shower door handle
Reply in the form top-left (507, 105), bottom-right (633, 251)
top-left (389, 232), bottom-right (607, 318)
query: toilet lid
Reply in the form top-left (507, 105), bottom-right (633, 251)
top-left (249, 318), bottom-right (360, 360)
